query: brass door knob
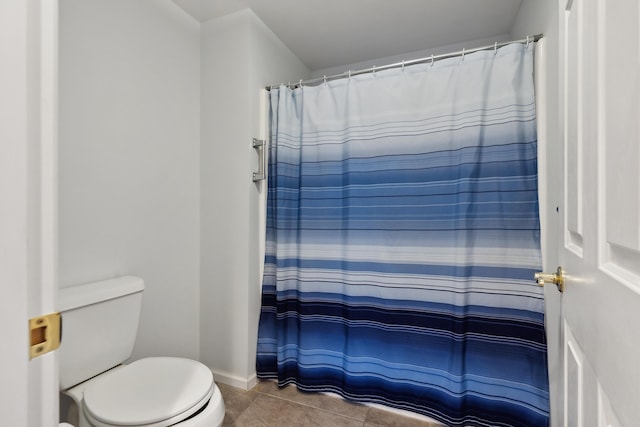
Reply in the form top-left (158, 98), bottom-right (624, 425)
top-left (534, 266), bottom-right (565, 292)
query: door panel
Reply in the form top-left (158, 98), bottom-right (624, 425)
top-left (564, 0), bottom-right (584, 253)
top-left (564, 323), bottom-right (584, 427)
top-left (598, 385), bottom-right (621, 427)
top-left (599, 0), bottom-right (640, 285)
top-left (557, 0), bottom-right (640, 426)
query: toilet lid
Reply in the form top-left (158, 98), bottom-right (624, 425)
top-left (83, 357), bottom-right (213, 427)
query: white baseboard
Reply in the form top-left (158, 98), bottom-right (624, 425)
top-left (209, 368), bottom-right (258, 391)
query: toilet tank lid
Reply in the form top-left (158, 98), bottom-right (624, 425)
top-left (59, 276), bottom-right (145, 312)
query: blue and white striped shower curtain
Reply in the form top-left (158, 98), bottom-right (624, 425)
top-left (256, 43), bottom-right (549, 427)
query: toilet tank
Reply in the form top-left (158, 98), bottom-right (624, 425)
top-left (58, 276), bottom-right (145, 390)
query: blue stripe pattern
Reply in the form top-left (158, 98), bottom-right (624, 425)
top-left (257, 43), bottom-right (549, 427)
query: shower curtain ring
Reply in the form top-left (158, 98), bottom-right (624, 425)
top-left (430, 54), bottom-right (434, 67)
top-left (401, 60), bottom-right (405, 72)
top-left (494, 42), bottom-right (498, 54)
top-left (526, 36), bottom-right (530, 47)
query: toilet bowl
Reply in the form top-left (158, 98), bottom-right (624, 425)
top-left (59, 277), bottom-right (225, 427)
top-left (63, 357), bottom-right (224, 427)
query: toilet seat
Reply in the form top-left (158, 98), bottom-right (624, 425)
top-left (82, 357), bottom-right (214, 427)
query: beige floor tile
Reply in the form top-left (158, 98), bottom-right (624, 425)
top-left (233, 394), bottom-right (309, 427)
top-left (217, 383), bottom-right (259, 425)
top-left (253, 379), bottom-right (280, 394)
top-left (294, 406), bottom-right (365, 427)
top-left (364, 407), bottom-right (436, 427)
top-left (312, 393), bottom-right (369, 421)
top-left (255, 380), bottom-right (323, 408)
top-left (255, 380), bottom-right (369, 422)
top-left (230, 379), bottom-right (444, 427)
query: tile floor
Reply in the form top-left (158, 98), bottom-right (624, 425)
top-left (218, 380), bottom-right (445, 427)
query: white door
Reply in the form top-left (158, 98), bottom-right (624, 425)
top-left (0, 1), bottom-right (59, 426)
top-left (545, 0), bottom-right (640, 425)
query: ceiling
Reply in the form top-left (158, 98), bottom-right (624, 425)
top-left (172, 0), bottom-right (524, 71)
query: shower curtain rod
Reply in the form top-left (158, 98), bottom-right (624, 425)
top-left (266, 34), bottom-right (542, 91)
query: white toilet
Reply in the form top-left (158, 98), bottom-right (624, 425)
top-left (59, 276), bottom-right (225, 427)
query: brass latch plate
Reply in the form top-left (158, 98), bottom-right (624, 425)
top-left (29, 312), bottom-right (60, 359)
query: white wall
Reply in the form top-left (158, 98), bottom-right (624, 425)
top-left (200, 8), bottom-right (309, 387)
top-left (59, 0), bottom-right (202, 361)
top-left (310, 34), bottom-right (512, 79)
